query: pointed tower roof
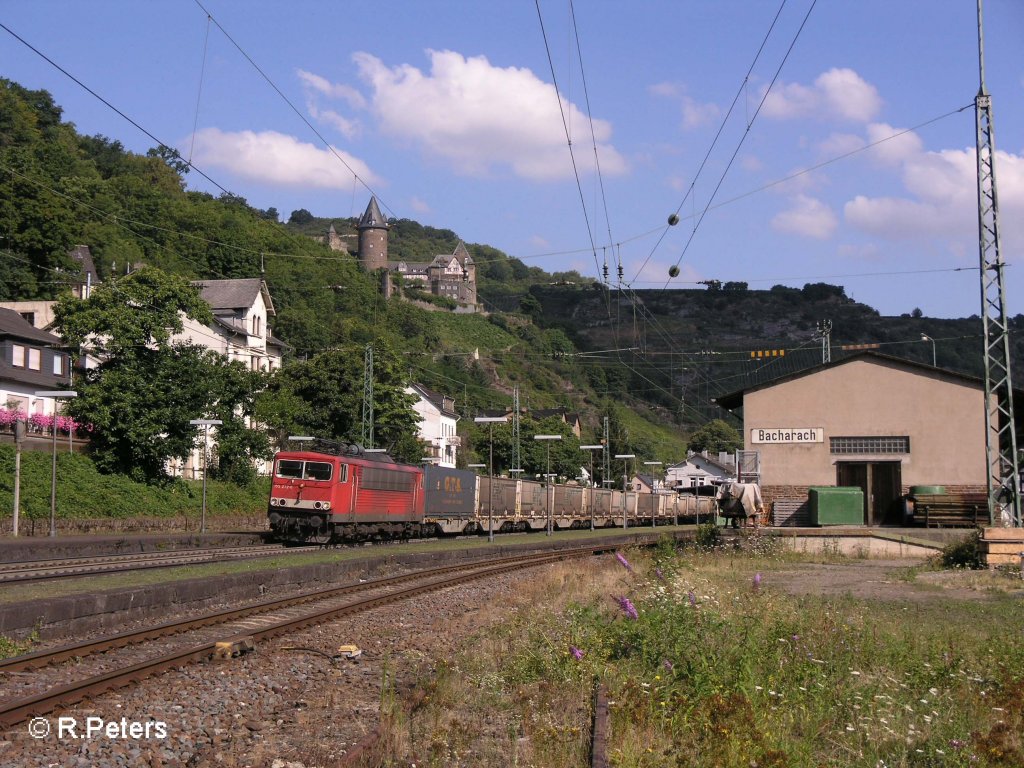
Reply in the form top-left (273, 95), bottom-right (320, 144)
top-left (358, 197), bottom-right (388, 230)
top-left (453, 241), bottom-right (472, 264)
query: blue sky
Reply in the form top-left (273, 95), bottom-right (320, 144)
top-left (3, 1), bottom-right (1023, 319)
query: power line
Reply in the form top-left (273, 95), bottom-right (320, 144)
top-left (191, 1), bottom-right (396, 219)
top-left (0, 21), bottom-right (232, 196)
top-left (665, 0), bottom-right (820, 282)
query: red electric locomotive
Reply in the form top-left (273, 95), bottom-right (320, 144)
top-left (267, 446), bottom-right (425, 542)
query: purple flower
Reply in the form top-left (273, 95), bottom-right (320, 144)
top-left (570, 645), bottom-right (584, 660)
top-left (688, 590), bottom-right (697, 607)
top-left (615, 595), bottom-right (639, 620)
top-left (949, 739), bottom-right (963, 750)
top-left (752, 572), bottom-right (762, 591)
top-left (655, 567), bottom-right (665, 581)
top-left (615, 552), bottom-right (633, 572)
top-left (663, 659), bottom-right (674, 672)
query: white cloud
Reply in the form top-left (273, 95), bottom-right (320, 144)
top-left (352, 49), bottom-right (628, 180)
top-left (189, 128), bottom-right (382, 189)
top-left (296, 69), bottom-right (366, 109)
top-left (648, 81), bottom-right (681, 98)
top-left (818, 132), bottom-right (865, 159)
top-left (681, 95), bottom-right (720, 129)
top-left (771, 194), bottom-right (838, 239)
top-left (307, 104), bottom-right (359, 139)
top-left (409, 196), bottom-right (431, 214)
top-left (763, 67), bottom-right (881, 123)
top-left (741, 155), bottom-right (764, 173)
top-left (648, 81), bottom-right (719, 130)
top-left (864, 122), bottom-right (923, 166)
top-left (844, 141), bottom-right (1024, 245)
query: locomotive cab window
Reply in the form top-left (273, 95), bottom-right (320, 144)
top-left (303, 462), bottom-right (333, 481)
top-left (276, 460), bottom-right (304, 479)
top-left (338, 464), bottom-right (349, 483)
top-left (275, 459), bottom-right (333, 481)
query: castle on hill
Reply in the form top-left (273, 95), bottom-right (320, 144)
top-left (322, 197), bottom-right (477, 309)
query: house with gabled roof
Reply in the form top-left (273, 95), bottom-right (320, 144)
top-left (173, 278), bottom-right (286, 372)
top-left (406, 382), bottom-right (460, 467)
top-left (666, 451), bottom-right (736, 491)
top-left (0, 308), bottom-right (73, 424)
top-left (712, 350), bottom-right (1018, 525)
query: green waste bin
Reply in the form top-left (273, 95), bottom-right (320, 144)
top-left (809, 486), bottom-right (864, 526)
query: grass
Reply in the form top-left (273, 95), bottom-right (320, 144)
top-left (0, 444), bottom-right (268, 526)
top-left (382, 537), bottom-right (1024, 767)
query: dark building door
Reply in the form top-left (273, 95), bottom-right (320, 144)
top-left (836, 461), bottom-right (903, 525)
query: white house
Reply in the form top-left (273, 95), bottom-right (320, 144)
top-left (665, 451), bottom-right (736, 491)
top-left (406, 382), bottom-right (460, 467)
top-left (172, 278), bottom-right (285, 372)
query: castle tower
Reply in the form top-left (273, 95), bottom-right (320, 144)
top-left (358, 196), bottom-right (388, 272)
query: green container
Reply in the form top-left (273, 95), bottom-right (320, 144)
top-left (910, 485), bottom-right (945, 496)
top-left (809, 486), bottom-right (864, 526)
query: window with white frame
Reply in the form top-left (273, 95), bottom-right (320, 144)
top-left (53, 354), bottom-right (64, 375)
top-left (12, 344), bottom-right (25, 367)
top-left (28, 348), bottom-right (41, 370)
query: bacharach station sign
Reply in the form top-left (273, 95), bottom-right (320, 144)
top-left (750, 428), bottom-right (823, 444)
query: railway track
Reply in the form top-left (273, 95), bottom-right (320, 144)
top-left (0, 544), bottom-right (312, 584)
top-left (0, 546), bottom-right (598, 730)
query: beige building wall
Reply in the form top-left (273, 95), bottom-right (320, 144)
top-left (744, 357), bottom-right (986, 489)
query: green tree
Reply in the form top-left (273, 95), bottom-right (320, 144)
top-left (67, 345), bottom-right (225, 480)
top-left (53, 267), bottom-right (227, 480)
top-left (208, 361), bottom-right (273, 487)
top-left (263, 342), bottom-right (420, 462)
top-left (55, 266), bottom-right (212, 356)
top-left (687, 419), bottom-right (742, 455)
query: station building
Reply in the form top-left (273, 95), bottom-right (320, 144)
top-left (713, 352), bottom-right (1006, 526)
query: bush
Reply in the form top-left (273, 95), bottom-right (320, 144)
top-left (940, 529), bottom-right (983, 569)
top-left (695, 522), bottom-right (721, 549)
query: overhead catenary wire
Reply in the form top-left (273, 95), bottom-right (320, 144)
top-left (191, 0), bottom-right (396, 220)
top-left (0, 21), bottom-right (232, 197)
top-left (631, 0), bottom-right (791, 284)
top-left (664, 0), bottom-right (820, 284)
top-left (533, 0), bottom-right (602, 280)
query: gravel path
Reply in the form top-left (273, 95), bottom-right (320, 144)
top-left (0, 564), bottom-right (535, 767)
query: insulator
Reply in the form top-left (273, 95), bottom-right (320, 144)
top-left (668, 213), bottom-right (679, 226)
top-left (668, 265), bottom-right (680, 278)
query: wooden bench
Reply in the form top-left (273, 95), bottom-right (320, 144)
top-left (909, 493), bottom-right (988, 528)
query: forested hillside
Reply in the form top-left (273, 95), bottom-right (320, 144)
top-left (2, 78), bottom-right (1018, 477)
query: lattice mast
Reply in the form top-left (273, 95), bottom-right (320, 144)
top-left (816, 319), bottom-right (832, 364)
top-left (512, 386), bottom-right (521, 472)
top-left (602, 416), bottom-right (611, 487)
top-left (975, 0), bottom-right (1021, 526)
top-left (361, 344), bottom-right (374, 448)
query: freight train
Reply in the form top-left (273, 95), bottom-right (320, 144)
top-left (267, 444), bottom-right (716, 543)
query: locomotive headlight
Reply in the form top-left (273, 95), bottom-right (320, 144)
top-left (314, 501), bottom-right (322, 509)
top-left (323, 502), bottom-right (331, 511)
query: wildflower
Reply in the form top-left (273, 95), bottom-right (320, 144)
top-left (949, 739), bottom-right (963, 750)
top-left (752, 572), bottom-right (762, 591)
top-left (615, 552), bottom-right (633, 572)
top-left (655, 567), bottom-right (665, 581)
top-left (614, 595), bottom-right (639, 620)
top-left (688, 590), bottom-right (697, 607)
top-left (663, 659), bottom-right (674, 672)
top-left (570, 645), bottom-right (584, 660)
